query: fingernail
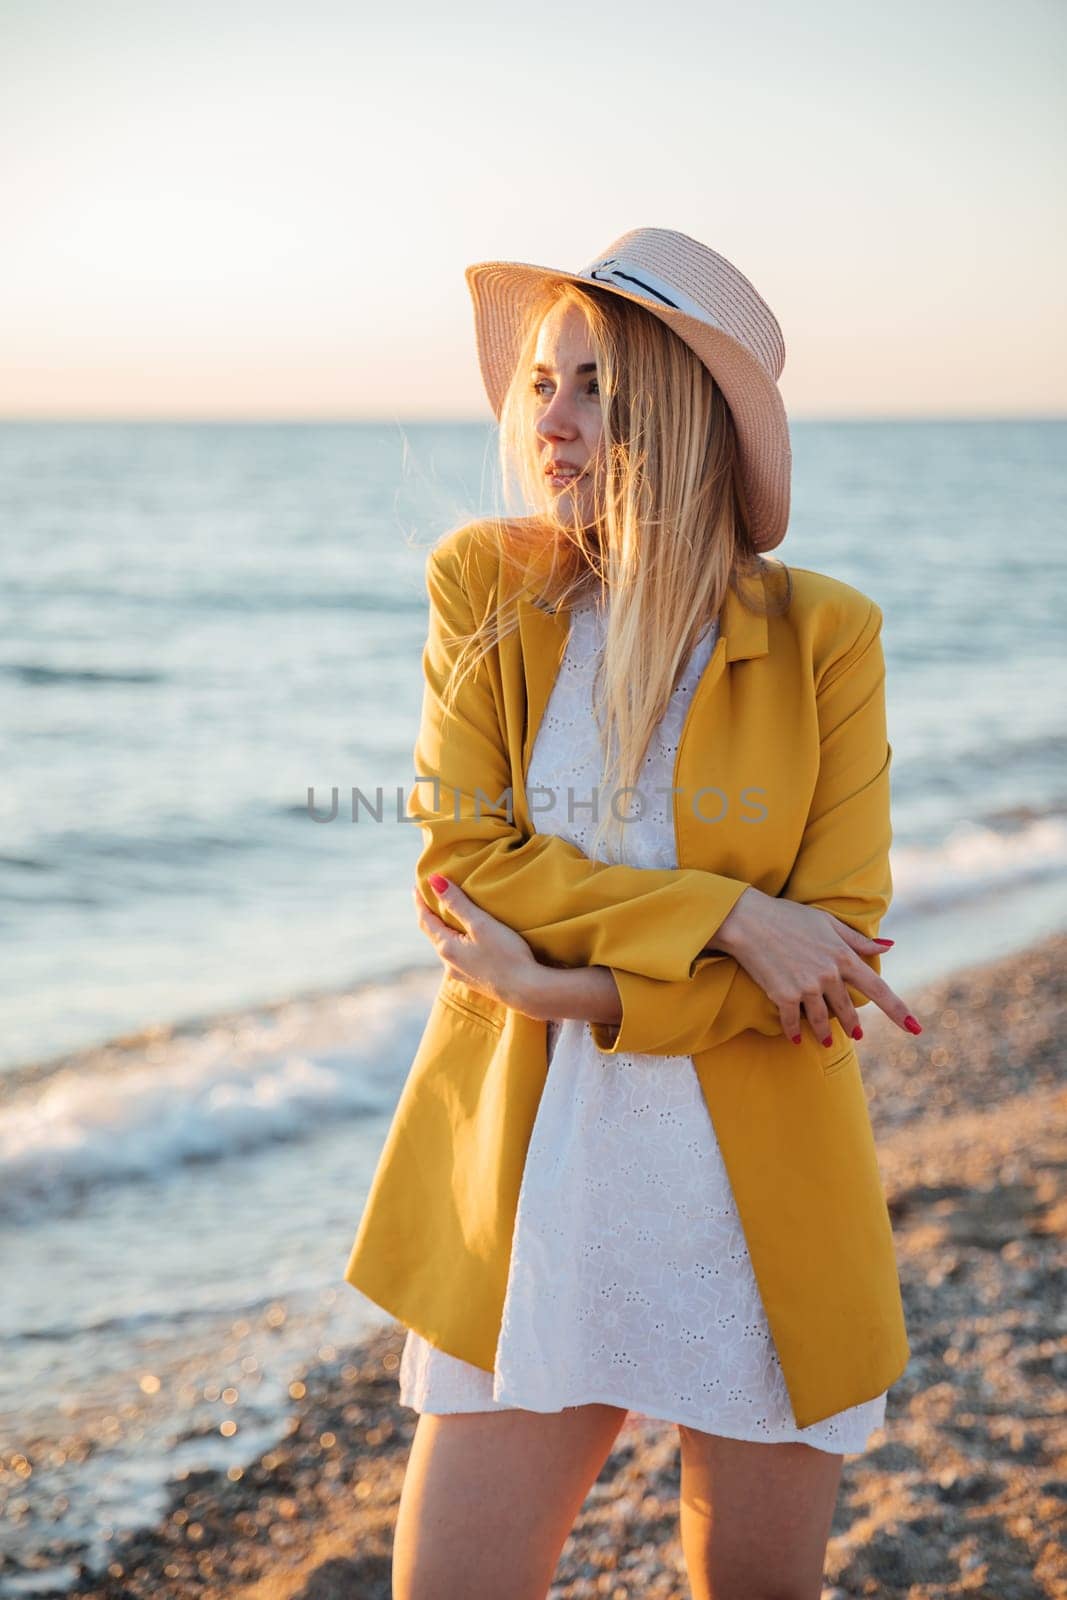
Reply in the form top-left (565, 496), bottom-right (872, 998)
top-left (852, 1026), bottom-right (863, 1040)
top-left (875, 938), bottom-right (894, 947)
top-left (791, 1034), bottom-right (802, 1045)
top-left (428, 874), bottom-right (449, 893)
top-left (904, 1015), bottom-right (922, 1035)
top-left (823, 1035), bottom-right (833, 1047)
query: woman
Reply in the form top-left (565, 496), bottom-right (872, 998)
top-left (345, 227), bottom-right (920, 1600)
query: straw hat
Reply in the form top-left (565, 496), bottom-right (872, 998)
top-left (465, 226), bottom-right (792, 553)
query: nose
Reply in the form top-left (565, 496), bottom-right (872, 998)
top-left (534, 388), bottom-right (578, 442)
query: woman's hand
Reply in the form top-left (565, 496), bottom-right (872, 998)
top-left (414, 875), bottom-right (625, 1026)
top-left (713, 888), bottom-right (923, 1045)
top-left (413, 875), bottom-right (544, 1011)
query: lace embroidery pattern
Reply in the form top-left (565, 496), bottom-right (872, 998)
top-left (399, 599), bottom-right (887, 1452)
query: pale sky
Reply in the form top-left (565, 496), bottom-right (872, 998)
top-left (1, 0), bottom-right (1064, 420)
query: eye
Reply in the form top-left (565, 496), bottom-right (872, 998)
top-left (530, 378), bottom-right (600, 398)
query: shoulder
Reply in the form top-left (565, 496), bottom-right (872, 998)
top-left (767, 562), bottom-right (885, 682)
top-left (429, 517), bottom-right (499, 569)
top-left (426, 516), bottom-right (551, 606)
top-left (419, 521), bottom-right (499, 621)
top-left (781, 563), bottom-right (884, 634)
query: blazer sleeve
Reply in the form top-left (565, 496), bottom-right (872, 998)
top-left (408, 538), bottom-right (754, 982)
top-left (589, 598), bottom-right (893, 1055)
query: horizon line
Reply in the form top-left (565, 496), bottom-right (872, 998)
top-left (0, 412), bottom-right (1065, 426)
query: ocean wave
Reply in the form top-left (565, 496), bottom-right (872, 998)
top-left (0, 973), bottom-right (434, 1225)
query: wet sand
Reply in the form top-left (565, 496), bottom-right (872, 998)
top-left (13, 930), bottom-right (1067, 1599)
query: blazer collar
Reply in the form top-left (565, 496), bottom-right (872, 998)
top-left (515, 555), bottom-right (773, 778)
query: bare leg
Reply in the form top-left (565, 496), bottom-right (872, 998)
top-left (392, 1401), bottom-right (629, 1600)
top-left (677, 1425), bottom-right (845, 1600)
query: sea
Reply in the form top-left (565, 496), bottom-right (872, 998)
top-left (2, 418), bottom-right (1065, 1593)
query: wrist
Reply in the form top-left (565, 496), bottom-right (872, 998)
top-left (514, 962), bottom-right (622, 1027)
top-left (511, 960), bottom-right (567, 1023)
top-left (709, 885), bottom-right (766, 959)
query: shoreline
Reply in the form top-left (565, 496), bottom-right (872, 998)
top-left (8, 929), bottom-right (1066, 1600)
top-left (0, 960), bottom-right (441, 1108)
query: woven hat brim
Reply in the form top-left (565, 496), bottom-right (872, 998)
top-left (465, 259), bottom-right (791, 553)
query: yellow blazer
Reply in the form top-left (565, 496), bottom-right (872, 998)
top-left (344, 519), bottom-right (910, 1429)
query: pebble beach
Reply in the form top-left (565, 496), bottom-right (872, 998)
top-left (9, 928), bottom-right (1064, 1600)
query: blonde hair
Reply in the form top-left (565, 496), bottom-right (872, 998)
top-left (439, 277), bottom-right (792, 863)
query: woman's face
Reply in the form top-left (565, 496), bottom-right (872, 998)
top-left (530, 300), bottom-right (604, 521)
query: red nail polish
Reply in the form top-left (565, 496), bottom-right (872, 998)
top-left (822, 1035), bottom-right (833, 1047)
top-left (904, 1015), bottom-right (922, 1035)
top-left (429, 874), bottom-right (449, 893)
top-left (852, 1026), bottom-right (863, 1040)
top-left (875, 938), bottom-right (894, 947)
top-left (791, 1034), bottom-right (802, 1045)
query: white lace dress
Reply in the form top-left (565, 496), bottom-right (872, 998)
top-left (399, 597), bottom-right (887, 1454)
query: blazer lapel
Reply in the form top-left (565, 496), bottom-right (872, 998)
top-left (721, 565), bottom-right (772, 665)
top-left (674, 568), bottom-right (773, 872)
top-left (674, 566), bottom-right (771, 762)
top-left (516, 592), bottom-right (571, 782)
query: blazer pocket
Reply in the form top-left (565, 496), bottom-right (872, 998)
top-left (821, 1040), bottom-right (857, 1079)
top-left (439, 978), bottom-right (506, 1035)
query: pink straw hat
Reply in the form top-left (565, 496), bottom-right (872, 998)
top-left (465, 226), bottom-right (792, 553)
